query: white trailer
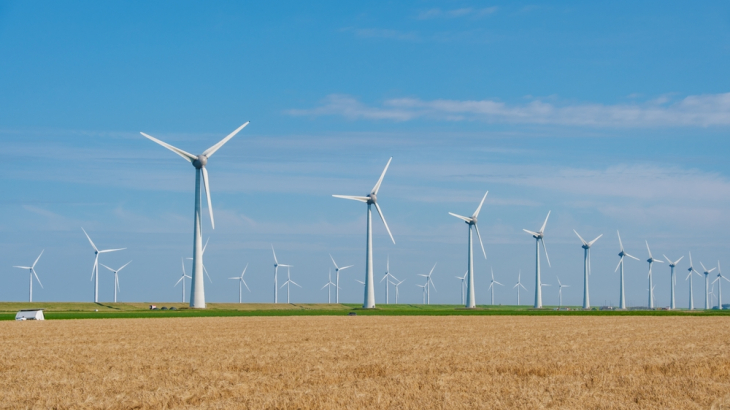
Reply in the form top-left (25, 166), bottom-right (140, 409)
top-left (15, 309), bottom-right (44, 320)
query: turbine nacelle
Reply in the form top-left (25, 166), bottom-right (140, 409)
top-left (193, 154), bottom-right (208, 169)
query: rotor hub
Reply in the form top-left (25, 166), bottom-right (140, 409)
top-left (367, 193), bottom-right (376, 204)
top-left (193, 155), bottom-right (208, 169)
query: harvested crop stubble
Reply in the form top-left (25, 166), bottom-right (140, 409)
top-left (0, 316), bottom-right (728, 409)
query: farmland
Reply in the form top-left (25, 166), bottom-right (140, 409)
top-left (1, 315), bottom-right (729, 409)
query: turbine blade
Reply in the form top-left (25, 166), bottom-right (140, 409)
top-left (13, 266), bottom-right (31, 269)
top-left (32, 269), bottom-right (43, 289)
top-left (181, 258), bottom-right (186, 276)
top-left (539, 211), bottom-right (551, 233)
top-left (140, 132), bottom-right (196, 162)
top-left (588, 234), bottom-right (602, 246)
top-left (645, 241), bottom-right (653, 259)
top-left (99, 263), bottom-right (115, 273)
top-left (472, 191), bottom-right (488, 219)
top-left (99, 248), bottom-right (126, 253)
top-left (32, 250), bottom-right (44, 268)
top-left (332, 195), bottom-right (369, 203)
top-left (573, 230), bottom-right (587, 246)
top-left (625, 252), bottom-right (640, 261)
top-left (373, 202), bottom-right (395, 244)
top-left (203, 237), bottom-right (210, 254)
top-left (689, 251), bottom-right (694, 267)
top-left (321, 283), bottom-right (329, 290)
top-left (202, 122), bottom-right (249, 158)
top-left (542, 238), bottom-right (551, 267)
top-left (291, 280), bottom-right (302, 288)
top-left (617, 230), bottom-right (624, 251)
top-left (91, 255), bottom-right (98, 281)
top-left (520, 283), bottom-right (528, 291)
top-left (204, 265), bottom-right (213, 283)
top-left (449, 212), bottom-right (471, 223)
top-left (117, 261), bottom-right (132, 272)
top-left (474, 223), bottom-right (487, 259)
top-left (329, 253), bottom-right (339, 270)
top-left (340, 265), bottom-right (354, 271)
top-left (272, 245), bottom-right (278, 265)
top-left (241, 263), bottom-right (248, 277)
top-left (523, 229), bottom-right (539, 236)
top-left (494, 281), bottom-right (503, 286)
top-left (675, 256), bottom-right (684, 265)
top-left (81, 228), bottom-right (98, 252)
top-left (663, 254), bottom-right (672, 264)
top-left (615, 256), bottom-right (623, 273)
top-left (701, 262), bottom-right (708, 272)
top-left (371, 157), bottom-right (392, 195)
top-left (201, 166), bottom-right (215, 229)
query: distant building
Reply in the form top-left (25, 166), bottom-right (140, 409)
top-left (15, 309), bottom-right (44, 320)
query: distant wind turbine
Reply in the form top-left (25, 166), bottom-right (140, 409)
top-left (272, 246), bottom-right (292, 304)
top-left (175, 258), bottom-right (192, 303)
top-left (279, 266), bottom-right (301, 304)
top-left (449, 191), bottom-right (488, 309)
top-left (186, 238), bottom-right (213, 283)
top-left (700, 261), bottom-right (716, 309)
top-left (574, 230), bottom-right (602, 309)
top-left (380, 256), bottom-right (398, 304)
top-left (329, 254), bottom-right (353, 304)
top-left (487, 267), bottom-right (503, 305)
top-left (228, 264), bottom-right (250, 303)
top-left (662, 254), bottom-right (684, 309)
top-left (614, 231), bottom-right (639, 309)
top-left (333, 158), bottom-right (395, 309)
top-left (645, 241), bottom-right (663, 308)
top-left (392, 278), bottom-right (405, 304)
top-left (712, 261), bottom-right (729, 309)
top-left (416, 283), bottom-right (427, 304)
top-left (685, 252), bottom-right (702, 310)
top-left (82, 228), bottom-right (125, 303)
top-left (556, 276), bottom-right (570, 307)
top-left (141, 122), bottom-right (249, 308)
top-left (514, 271), bottom-right (527, 305)
top-left (13, 250), bottom-right (44, 302)
top-left (455, 271), bottom-right (467, 305)
top-left (417, 263), bottom-right (437, 305)
top-left (321, 269), bottom-right (337, 303)
top-left (524, 212), bottom-right (551, 308)
top-left (100, 261), bottom-right (131, 303)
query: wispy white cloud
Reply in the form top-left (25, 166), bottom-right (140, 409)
top-left (340, 27), bottom-right (419, 41)
top-left (416, 7), bottom-right (499, 20)
top-left (287, 93), bottom-right (730, 127)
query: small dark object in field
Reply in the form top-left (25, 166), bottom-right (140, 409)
top-left (161, 307), bottom-right (168, 310)
top-left (170, 307), bottom-right (177, 310)
top-left (348, 312), bottom-right (357, 316)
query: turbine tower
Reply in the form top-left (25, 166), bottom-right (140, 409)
top-left (645, 241), bottom-right (663, 308)
top-left (417, 263), bottom-right (437, 304)
top-left (513, 271), bottom-right (527, 305)
top-left (416, 283), bottom-right (427, 304)
top-left (712, 261), bottom-right (729, 309)
top-left (574, 230), bottom-right (602, 309)
top-left (228, 264), bottom-right (250, 303)
top-left (141, 122), bottom-right (249, 308)
top-left (700, 261), bottom-right (716, 309)
top-left (332, 158), bottom-right (395, 309)
top-left (175, 258), bottom-right (192, 303)
top-left (279, 266), bottom-right (301, 304)
top-left (685, 252), bottom-right (702, 310)
top-left (329, 254), bottom-right (353, 304)
top-left (488, 267), bottom-right (503, 305)
top-left (82, 228), bottom-right (125, 303)
top-left (455, 271), bottom-right (467, 305)
top-left (662, 254), bottom-right (684, 309)
top-left (614, 231), bottom-right (639, 309)
top-left (449, 191), bottom-right (488, 308)
top-left (321, 269), bottom-right (337, 303)
top-left (12, 250), bottom-right (44, 302)
top-left (523, 212), bottom-right (551, 308)
top-left (556, 276), bottom-right (569, 308)
top-left (272, 246), bottom-right (292, 304)
top-left (100, 261), bottom-right (131, 303)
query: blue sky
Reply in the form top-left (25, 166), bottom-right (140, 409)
top-left (2, 1), bottom-right (730, 307)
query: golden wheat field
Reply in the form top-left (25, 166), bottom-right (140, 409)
top-left (1, 316), bottom-right (729, 409)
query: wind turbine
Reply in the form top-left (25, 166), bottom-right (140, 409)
top-left (645, 241), bottom-right (664, 308)
top-left (513, 271), bottom-right (527, 305)
top-left (417, 263), bottom-right (437, 305)
top-left (279, 266), bottom-right (301, 304)
top-left (332, 157), bottom-right (395, 309)
top-left (175, 258), bottom-right (192, 303)
top-left (100, 261), bottom-right (131, 303)
top-left (379, 256), bottom-right (398, 304)
top-left (487, 267), bottom-right (503, 305)
top-left (662, 254), bottom-right (684, 309)
top-left (556, 276), bottom-right (569, 308)
top-left (272, 246), bottom-right (292, 304)
top-left (524, 211), bottom-right (551, 308)
top-left (574, 230), bottom-right (602, 309)
top-left (686, 252), bottom-right (702, 310)
top-left (228, 264), bottom-right (250, 303)
top-left (614, 231), bottom-right (639, 309)
top-left (329, 254), bottom-right (353, 304)
top-left (141, 122), bottom-right (249, 308)
top-left (712, 261), bottom-right (729, 309)
top-left (416, 283), bottom-right (427, 304)
top-left (12, 250), bottom-right (44, 302)
top-left (449, 191), bottom-right (488, 309)
top-left (700, 261), bottom-right (716, 309)
top-left (392, 278), bottom-right (405, 304)
top-left (455, 271), bottom-right (467, 305)
top-left (82, 228), bottom-right (125, 303)
top-left (321, 269), bottom-right (337, 303)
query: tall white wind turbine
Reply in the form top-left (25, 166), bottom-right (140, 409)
top-left (380, 256), bottom-right (398, 304)
top-left (662, 254), bottom-right (684, 309)
top-left (556, 276), bottom-right (569, 308)
top-left (100, 261), bottom-right (131, 303)
top-left (332, 158), bottom-right (395, 309)
top-left (449, 191), bottom-right (488, 309)
top-left (330, 254), bottom-right (353, 304)
top-left (228, 264), bottom-right (250, 303)
top-left (82, 228), bottom-right (125, 303)
top-left (645, 241), bottom-right (663, 308)
top-left (574, 230), bottom-right (602, 309)
top-left (700, 261), bottom-right (716, 309)
top-left (321, 269), bottom-right (337, 303)
top-left (455, 271), bottom-right (467, 305)
top-left (524, 212), bottom-right (551, 308)
top-left (685, 252), bottom-right (702, 310)
top-left (418, 263), bottom-right (437, 305)
top-left (488, 267), bottom-right (503, 305)
top-left (712, 261), bottom-right (729, 309)
top-left (272, 246), bottom-right (292, 304)
top-left (13, 250), bottom-right (44, 302)
top-left (614, 231), bottom-right (639, 309)
top-left (141, 122), bottom-right (249, 308)
top-left (175, 258), bottom-right (192, 303)
top-left (280, 266), bottom-right (301, 304)
top-left (513, 271), bottom-right (527, 305)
